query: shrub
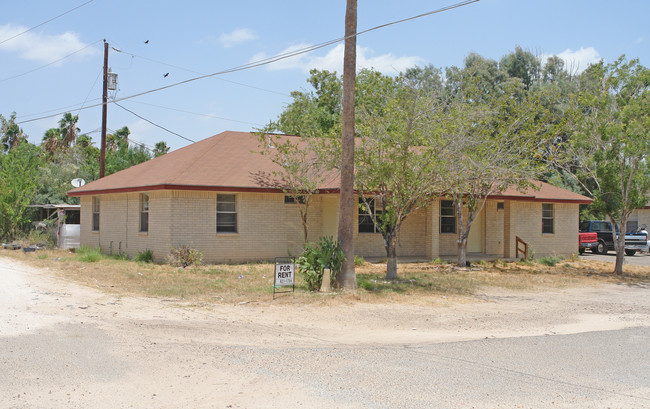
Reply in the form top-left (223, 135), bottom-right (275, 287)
top-left (537, 256), bottom-right (560, 267)
top-left (167, 245), bottom-right (203, 267)
top-left (16, 229), bottom-right (55, 248)
top-left (76, 246), bottom-right (103, 263)
top-left (430, 257), bottom-right (445, 265)
top-left (354, 255), bottom-right (365, 266)
top-left (135, 249), bottom-right (154, 263)
top-left (297, 236), bottom-right (345, 291)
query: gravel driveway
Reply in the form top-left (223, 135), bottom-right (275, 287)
top-left (1, 256), bottom-right (649, 408)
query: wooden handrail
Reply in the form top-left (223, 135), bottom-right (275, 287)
top-left (516, 236), bottom-right (528, 260)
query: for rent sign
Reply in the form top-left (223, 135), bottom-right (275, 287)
top-left (273, 258), bottom-right (295, 299)
top-left (275, 262), bottom-right (294, 286)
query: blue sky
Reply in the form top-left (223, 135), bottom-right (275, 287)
top-left (1, 0), bottom-right (648, 152)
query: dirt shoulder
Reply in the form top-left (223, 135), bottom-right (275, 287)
top-left (3, 255), bottom-right (649, 346)
top-left (2, 256), bottom-right (649, 409)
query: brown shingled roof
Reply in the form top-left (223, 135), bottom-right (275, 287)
top-left (491, 181), bottom-right (592, 204)
top-left (68, 131), bottom-right (340, 196)
top-left (68, 130), bottom-right (592, 204)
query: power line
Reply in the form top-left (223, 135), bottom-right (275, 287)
top-left (0, 39), bottom-right (103, 83)
top-left (111, 47), bottom-right (290, 97)
top-left (15, 0), bottom-right (479, 125)
top-left (77, 69), bottom-right (103, 116)
top-left (0, 0), bottom-right (94, 45)
top-left (113, 101), bottom-right (196, 143)
top-left (123, 100), bottom-right (264, 126)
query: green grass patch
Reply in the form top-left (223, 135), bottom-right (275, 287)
top-left (537, 256), bottom-right (561, 267)
top-left (357, 271), bottom-right (478, 296)
top-left (76, 246), bottom-right (104, 263)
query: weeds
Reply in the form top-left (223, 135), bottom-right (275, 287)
top-left (135, 249), bottom-right (154, 263)
top-left (537, 256), bottom-right (560, 267)
top-left (167, 245), bottom-right (203, 267)
top-left (76, 246), bottom-right (103, 263)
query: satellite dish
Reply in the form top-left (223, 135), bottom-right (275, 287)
top-left (71, 178), bottom-right (86, 188)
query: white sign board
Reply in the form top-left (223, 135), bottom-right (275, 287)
top-left (275, 263), bottom-right (294, 286)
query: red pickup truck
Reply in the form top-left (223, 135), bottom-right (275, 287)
top-left (578, 232), bottom-right (599, 254)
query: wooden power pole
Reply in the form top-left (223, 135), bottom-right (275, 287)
top-left (99, 40), bottom-right (108, 178)
top-left (336, 0), bottom-right (357, 289)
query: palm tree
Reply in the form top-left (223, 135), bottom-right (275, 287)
top-left (42, 128), bottom-right (62, 155)
top-left (153, 141), bottom-right (170, 157)
top-left (58, 113), bottom-right (80, 147)
top-left (107, 126), bottom-right (130, 152)
top-left (0, 113), bottom-right (26, 152)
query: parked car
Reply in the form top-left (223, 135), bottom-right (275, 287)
top-left (579, 220), bottom-right (649, 256)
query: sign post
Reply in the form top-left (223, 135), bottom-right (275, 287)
top-left (273, 257), bottom-right (295, 299)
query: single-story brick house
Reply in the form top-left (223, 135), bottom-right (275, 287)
top-left (68, 131), bottom-right (592, 263)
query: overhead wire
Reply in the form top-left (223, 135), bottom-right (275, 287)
top-left (113, 101), bottom-right (196, 143)
top-left (77, 68), bottom-right (103, 116)
top-left (122, 100), bottom-right (264, 127)
top-left (110, 47), bottom-right (289, 97)
top-left (0, 0), bottom-right (95, 46)
top-left (0, 39), bottom-right (103, 83)
top-left (15, 0), bottom-right (480, 125)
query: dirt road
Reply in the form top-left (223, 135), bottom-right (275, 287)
top-left (1, 256), bottom-right (649, 408)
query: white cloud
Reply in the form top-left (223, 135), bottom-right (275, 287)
top-left (0, 24), bottom-right (96, 63)
top-left (542, 47), bottom-right (601, 74)
top-left (251, 43), bottom-right (423, 75)
top-left (635, 36), bottom-right (644, 44)
top-left (218, 28), bottom-right (258, 48)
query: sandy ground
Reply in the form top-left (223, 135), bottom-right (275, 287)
top-left (1, 256), bottom-right (649, 408)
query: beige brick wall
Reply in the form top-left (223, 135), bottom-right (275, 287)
top-left (78, 190), bottom-right (580, 263)
top-left (81, 190), bottom-right (326, 263)
top-left (507, 201), bottom-right (579, 258)
top-left (353, 206), bottom-right (427, 259)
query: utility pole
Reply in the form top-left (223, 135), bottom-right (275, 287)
top-left (336, 0), bottom-right (357, 289)
top-left (99, 39), bottom-right (108, 178)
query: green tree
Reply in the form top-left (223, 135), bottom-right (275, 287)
top-left (105, 144), bottom-right (152, 176)
top-left (256, 134), bottom-right (331, 244)
top-left (153, 141), bottom-right (170, 157)
top-left (107, 126), bottom-right (130, 152)
top-left (41, 127), bottom-right (62, 155)
top-left (440, 69), bottom-right (553, 266)
top-left (354, 72), bottom-right (448, 279)
top-left (0, 142), bottom-right (42, 240)
top-left (556, 57), bottom-right (650, 274)
top-left (1, 112), bottom-right (27, 152)
top-left (58, 113), bottom-right (80, 147)
top-left (264, 69), bottom-right (342, 138)
top-left (34, 144), bottom-right (97, 205)
top-left (500, 46), bottom-right (541, 89)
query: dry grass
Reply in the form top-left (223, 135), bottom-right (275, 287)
top-left (3, 248), bottom-right (649, 305)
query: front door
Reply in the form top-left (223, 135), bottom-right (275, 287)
top-left (468, 208), bottom-right (484, 253)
